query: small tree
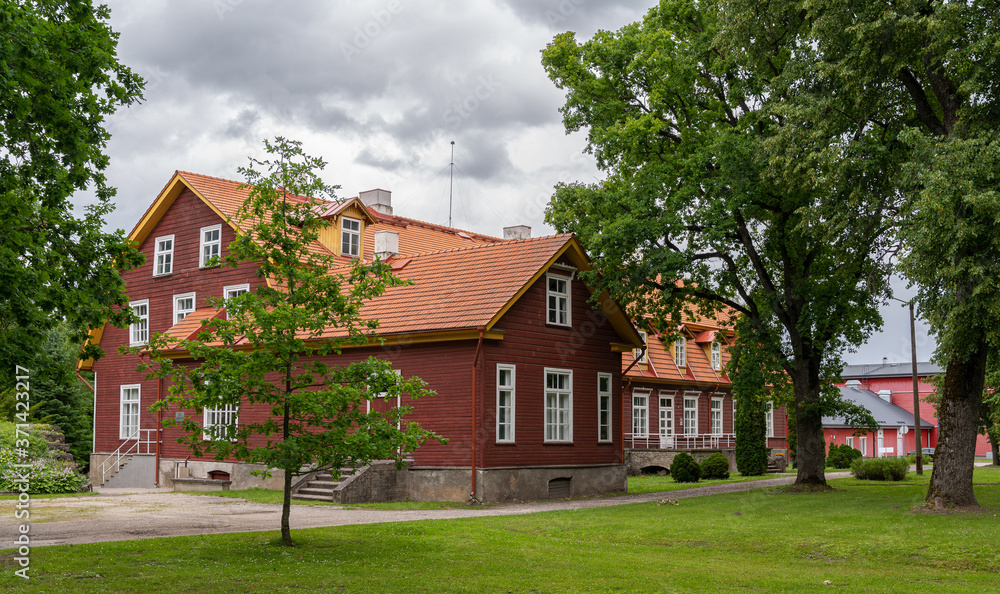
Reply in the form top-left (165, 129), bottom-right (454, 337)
top-left (138, 138), bottom-right (443, 546)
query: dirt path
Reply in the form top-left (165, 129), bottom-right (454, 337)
top-left (6, 473), bottom-right (847, 548)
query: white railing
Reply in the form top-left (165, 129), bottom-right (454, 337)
top-left (98, 429), bottom-right (157, 486)
top-left (625, 433), bottom-right (736, 450)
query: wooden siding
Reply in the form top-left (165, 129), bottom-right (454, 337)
top-left (92, 188), bottom-right (264, 454)
top-left (480, 265), bottom-right (624, 467)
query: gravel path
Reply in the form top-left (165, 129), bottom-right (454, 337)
top-left (7, 473), bottom-right (850, 548)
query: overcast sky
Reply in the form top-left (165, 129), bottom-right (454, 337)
top-left (88, 0), bottom-right (933, 366)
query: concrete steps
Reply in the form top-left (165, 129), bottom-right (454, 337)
top-left (292, 467), bottom-right (359, 502)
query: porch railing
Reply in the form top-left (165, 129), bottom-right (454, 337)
top-left (625, 433), bottom-right (736, 450)
top-left (98, 429), bottom-right (157, 486)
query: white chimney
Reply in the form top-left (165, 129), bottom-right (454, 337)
top-left (374, 230), bottom-right (399, 260)
top-left (878, 389), bottom-right (892, 403)
top-left (882, 357), bottom-right (888, 365)
top-left (503, 225), bottom-right (531, 240)
top-left (359, 189), bottom-right (392, 215)
top-left (845, 379), bottom-right (862, 388)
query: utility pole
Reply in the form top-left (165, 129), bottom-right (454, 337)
top-left (448, 141), bottom-right (455, 228)
top-left (909, 301), bottom-right (923, 475)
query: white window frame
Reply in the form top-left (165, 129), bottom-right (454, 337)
top-left (496, 364), bottom-right (516, 443)
top-left (119, 384), bottom-right (141, 439)
top-left (766, 401), bottom-right (775, 438)
top-left (173, 292), bottom-right (196, 324)
top-left (545, 272), bottom-right (572, 327)
top-left (199, 224), bottom-right (222, 268)
top-left (675, 338), bottom-right (686, 367)
top-left (153, 234), bottom-right (174, 276)
top-left (224, 283), bottom-right (250, 299)
top-left (129, 299), bottom-right (149, 347)
top-left (203, 403), bottom-right (239, 441)
top-left (859, 435), bottom-right (868, 456)
top-left (598, 373), bottom-right (613, 443)
top-left (711, 397), bottom-right (723, 435)
top-left (846, 436), bottom-right (855, 449)
top-left (683, 394), bottom-right (698, 436)
top-left (632, 389), bottom-right (649, 438)
top-left (544, 368), bottom-right (573, 443)
top-left (341, 216), bottom-right (361, 258)
top-left (711, 341), bottom-right (721, 371)
top-left (635, 330), bottom-right (647, 363)
top-left (659, 391), bottom-right (675, 443)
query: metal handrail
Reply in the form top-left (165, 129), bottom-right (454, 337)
top-left (98, 429), bottom-right (157, 485)
top-left (625, 432), bottom-right (736, 450)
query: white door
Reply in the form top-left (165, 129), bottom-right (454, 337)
top-left (659, 396), bottom-right (673, 448)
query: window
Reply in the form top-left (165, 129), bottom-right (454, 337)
top-left (129, 299), bottom-right (149, 346)
top-left (846, 436), bottom-right (855, 449)
top-left (711, 398), bottom-right (723, 435)
top-left (711, 341), bottom-right (721, 371)
top-left (341, 217), bottom-right (361, 258)
top-left (154, 235), bottom-right (174, 276)
top-left (224, 284), bottom-right (250, 299)
top-left (765, 402), bottom-right (774, 438)
top-left (598, 373), bottom-right (612, 443)
top-left (173, 292), bottom-right (196, 324)
top-left (203, 404), bottom-right (239, 441)
top-left (634, 330), bottom-right (647, 363)
top-left (675, 338), bottom-right (686, 367)
top-left (683, 395), bottom-right (698, 436)
top-left (632, 391), bottom-right (649, 438)
top-left (544, 369), bottom-right (572, 442)
top-left (120, 385), bottom-right (140, 439)
top-left (859, 435), bottom-right (867, 456)
top-left (199, 224), bottom-right (222, 267)
top-left (546, 273), bottom-right (571, 327)
top-left (496, 364), bottom-right (515, 443)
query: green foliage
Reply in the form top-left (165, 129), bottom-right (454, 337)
top-left (850, 457), bottom-right (910, 482)
top-left (541, 0), bottom-right (897, 483)
top-left (669, 452), bottom-right (701, 483)
top-left (699, 453), bottom-right (730, 480)
top-left (826, 444), bottom-right (862, 470)
top-left (0, 421), bottom-right (48, 460)
top-left (0, 422), bottom-right (88, 494)
top-left (0, 1), bottom-right (145, 386)
top-left (136, 138), bottom-right (444, 545)
top-left (903, 452), bottom-right (932, 466)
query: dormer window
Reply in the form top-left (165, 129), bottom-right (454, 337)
top-left (712, 341), bottom-right (721, 370)
top-left (635, 330), bottom-right (647, 363)
top-left (341, 217), bottom-right (360, 258)
top-left (546, 273), bottom-right (571, 327)
top-left (674, 337), bottom-right (686, 367)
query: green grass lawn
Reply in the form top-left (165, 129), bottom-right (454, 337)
top-left (3, 468), bottom-right (998, 592)
top-left (626, 471), bottom-right (791, 494)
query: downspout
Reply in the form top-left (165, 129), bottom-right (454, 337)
top-left (620, 346), bottom-right (645, 461)
top-left (155, 377), bottom-right (162, 487)
top-left (470, 328), bottom-right (485, 502)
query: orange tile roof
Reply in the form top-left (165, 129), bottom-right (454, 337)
top-left (626, 310), bottom-right (733, 387)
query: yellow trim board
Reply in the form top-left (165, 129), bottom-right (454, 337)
top-left (76, 324), bottom-right (106, 371)
top-left (129, 173), bottom-right (241, 247)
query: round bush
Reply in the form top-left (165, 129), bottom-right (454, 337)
top-left (670, 452), bottom-right (701, 483)
top-left (850, 456), bottom-right (909, 481)
top-left (826, 444), bottom-right (863, 469)
top-left (700, 452), bottom-right (731, 480)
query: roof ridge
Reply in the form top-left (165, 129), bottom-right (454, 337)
top-left (400, 232), bottom-right (574, 259)
top-left (368, 210), bottom-right (503, 242)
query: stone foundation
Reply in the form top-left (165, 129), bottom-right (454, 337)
top-left (626, 449), bottom-right (736, 476)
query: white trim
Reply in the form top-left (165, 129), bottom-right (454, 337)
top-left (859, 435), bottom-right (868, 457)
top-left (597, 372), bottom-right (613, 443)
top-left (631, 389), bottom-right (650, 438)
top-left (224, 283), bottom-right (250, 299)
top-left (341, 216), bottom-right (361, 258)
top-left (675, 338), bottom-right (686, 367)
top-left (548, 262), bottom-right (578, 276)
top-left (119, 384), bottom-right (141, 439)
top-left (543, 367), bottom-right (573, 443)
top-left (153, 234), bottom-right (174, 276)
top-left (635, 330), bottom-right (647, 363)
top-left (173, 292), bottom-right (196, 324)
top-left (710, 396), bottom-right (724, 436)
top-left (683, 392), bottom-right (698, 436)
top-left (659, 390), bottom-right (676, 445)
top-left (199, 224), bottom-right (222, 268)
top-left (496, 364), bottom-right (516, 443)
top-left (129, 299), bottom-right (149, 347)
top-left (846, 435), bottom-right (855, 449)
top-left (203, 403), bottom-right (239, 441)
top-left (711, 341), bottom-right (721, 371)
top-left (545, 272), bottom-right (572, 327)
top-left (765, 401), bottom-right (775, 438)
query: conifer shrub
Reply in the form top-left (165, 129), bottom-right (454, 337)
top-left (826, 444), bottom-right (863, 469)
top-left (850, 456), bottom-right (909, 481)
top-left (700, 452), bottom-right (731, 480)
top-left (670, 452), bottom-right (701, 483)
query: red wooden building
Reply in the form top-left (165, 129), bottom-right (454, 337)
top-left (82, 171), bottom-right (644, 502)
top-left (621, 314), bottom-right (789, 473)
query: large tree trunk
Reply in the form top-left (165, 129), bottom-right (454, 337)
top-left (925, 341), bottom-right (988, 509)
top-left (792, 358), bottom-right (827, 487)
top-left (990, 437), bottom-right (1000, 467)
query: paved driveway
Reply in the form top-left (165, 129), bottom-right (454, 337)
top-left (8, 474), bottom-right (844, 548)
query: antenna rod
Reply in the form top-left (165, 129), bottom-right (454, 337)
top-left (449, 141), bottom-right (455, 227)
